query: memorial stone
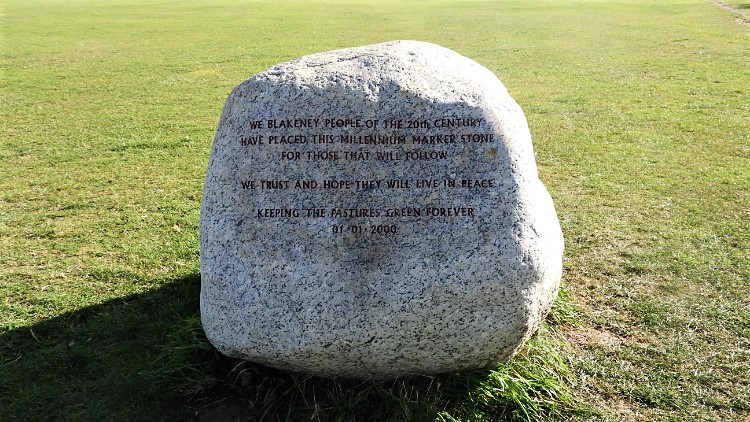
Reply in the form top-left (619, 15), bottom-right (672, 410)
top-left (200, 40), bottom-right (564, 378)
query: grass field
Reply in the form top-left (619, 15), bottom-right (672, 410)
top-left (724, 1), bottom-right (750, 11)
top-left (715, 0), bottom-right (750, 24)
top-left (2, 0), bottom-right (749, 420)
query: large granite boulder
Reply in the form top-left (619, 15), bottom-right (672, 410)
top-left (200, 40), bottom-right (563, 378)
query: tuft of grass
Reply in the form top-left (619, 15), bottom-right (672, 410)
top-left (141, 295), bottom-right (585, 421)
top-left (201, 342), bottom-right (585, 422)
top-left (440, 326), bottom-right (585, 422)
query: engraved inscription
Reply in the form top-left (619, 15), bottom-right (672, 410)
top-left (236, 116), bottom-right (497, 235)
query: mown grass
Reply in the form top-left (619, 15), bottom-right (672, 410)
top-left (2, 0), bottom-right (749, 420)
top-left (724, 1), bottom-right (750, 11)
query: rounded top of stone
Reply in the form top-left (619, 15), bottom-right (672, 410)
top-left (246, 40), bottom-right (508, 109)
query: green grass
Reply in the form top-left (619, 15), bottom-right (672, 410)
top-left (717, 1), bottom-right (750, 24)
top-left (2, 0), bottom-right (749, 420)
top-left (724, 1), bottom-right (750, 11)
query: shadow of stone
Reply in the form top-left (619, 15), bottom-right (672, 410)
top-left (189, 361), bottom-right (494, 422)
top-left (1, 273), bottom-right (498, 421)
top-left (0, 273), bottom-right (211, 421)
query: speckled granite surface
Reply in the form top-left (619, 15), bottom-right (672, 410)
top-left (200, 40), bottom-right (563, 378)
